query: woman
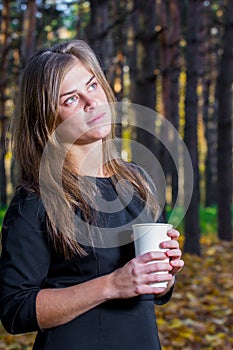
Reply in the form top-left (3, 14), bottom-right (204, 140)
top-left (0, 40), bottom-right (184, 350)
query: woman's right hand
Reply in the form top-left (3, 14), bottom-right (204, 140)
top-left (108, 252), bottom-right (173, 299)
top-left (33, 252), bottom-right (173, 329)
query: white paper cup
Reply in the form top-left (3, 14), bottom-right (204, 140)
top-left (132, 223), bottom-right (173, 288)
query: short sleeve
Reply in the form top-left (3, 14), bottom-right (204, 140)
top-left (0, 188), bottom-right (51, 334)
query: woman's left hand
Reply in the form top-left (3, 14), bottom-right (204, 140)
top-left (160, 228), bottom-right (184, 277)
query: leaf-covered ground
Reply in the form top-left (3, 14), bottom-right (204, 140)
top-left (157, 236), bottom-right (233, 350)
top-left (0, 236), bottom-right (232, 350)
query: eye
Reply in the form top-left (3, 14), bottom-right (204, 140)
top-left (64, 95), bottom-right (78, 106)
top-left (88, 81), bottom-right (98, 92)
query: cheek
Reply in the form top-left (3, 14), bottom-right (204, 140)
top-left (56, 109), bottom-right (67, 126)
top-left (57, 108), bottom-right (74, 123)
top-left (57, 105), bottom-right (85, 126)
top-left (55, 113), bottom-right (86, 144)
top-left (98, 89), bottom-right (109, 103)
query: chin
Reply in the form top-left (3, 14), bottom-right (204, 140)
top-left (90, 124), bottom-right (112, 139)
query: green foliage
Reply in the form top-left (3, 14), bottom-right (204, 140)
top-left (166, 205), bottom-right (233, 236)
top-left (0, 207), bottom-right (6, 230)
top-left (165, 205), bottom-right (185, 234)
top-left (199, 205), bottom-right (218, 235)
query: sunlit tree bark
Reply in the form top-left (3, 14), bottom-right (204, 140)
top-left (202, 3), bottom-right (218, 207)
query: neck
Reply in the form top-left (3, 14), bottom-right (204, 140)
top-left (68, 140), bottom-right (106, 177)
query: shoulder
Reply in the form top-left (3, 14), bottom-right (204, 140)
top-left (124, 162), bottom-right (155, 186)
top-left (123, 161), bottom-right (147, 176)
top-left (123, 161), bottom-right (159, 206)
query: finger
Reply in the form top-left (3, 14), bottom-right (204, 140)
top-left (170, 259), bottom-right (184, 274)
top-left (134, 284), bottom-right (167, 295)
top-left (144, 262), bottom-right (172, 274)
top-left (137, 251), bottom-right (167, 264)
top-left (167, 229), bottom-right (180, 239)
top-left (165, 249), bottom-right (182, 259)
top-left (160, 239), bottom-right (179, 249)
top-left (146, 272), bottom-right (173, 285)
top-left (170, 259), bottom-right (184, 268)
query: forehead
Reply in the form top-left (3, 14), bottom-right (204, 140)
top-left (65, 57), bottom-right (88, 76)
top-left (67, 56), bottom-right (94, 76)
top-left (60, 60), bottom-right (93, 90)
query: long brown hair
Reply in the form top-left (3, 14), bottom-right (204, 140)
top-left (11, 40), bottom-right (159, 258)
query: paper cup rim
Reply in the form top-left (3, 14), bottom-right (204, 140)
top-left (132, 223), bottom-right (173, 228)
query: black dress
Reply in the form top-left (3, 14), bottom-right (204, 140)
top-left (0, 176), bottom-right (173, 350)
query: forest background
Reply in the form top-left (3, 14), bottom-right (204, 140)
top-left (0, 0), bottom-right (232, 349)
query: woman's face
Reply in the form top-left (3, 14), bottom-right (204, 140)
top-left (57, 59), bottom-right (112, 145)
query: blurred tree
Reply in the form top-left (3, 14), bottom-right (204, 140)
top-left (129, 0), bottom-right (157, 110)
top-left (128, 0), bottom-right (165, 209)
top-left (108, 0), bottom-right (127, 102)
top-left (217, 0), bottom-right (233, 241)
top-left (86, 0), bottom-right (129, 99)
top-left (9, 0), bottom-right (38, 191)
top-left (87, 0), bottom-right (114, 75)
top-left (0, 0), bottom-right (232, 247)
top-left (202, 2), bottom-right (224, 207)
top-left (0, 0), bottom-right (11, 206)
top-left (21, 0), bottom-right (37, 67)
top-left (183, 0), bottom-right (202, 255)
top-left (36, 1), bottom-right (74, 47)
top-left (158, 0), bottom-right (181, 208)
top-left (76, 1), bottom-right (91, 40)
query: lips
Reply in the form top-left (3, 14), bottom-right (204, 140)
top-left (87, 112), bottom-right (106, 125)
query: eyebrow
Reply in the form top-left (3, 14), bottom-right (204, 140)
top-left (60, 75), bottom-right (95, 98)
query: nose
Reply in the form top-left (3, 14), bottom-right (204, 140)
top-left (83, 95), bottom-right (97, 111)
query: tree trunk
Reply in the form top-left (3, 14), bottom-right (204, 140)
top-left (201, 4), bottom-right (218, 207)
top-left (217, 0), bottom-right (233, 241)
top-left (203, 78), bottom-right (217, 206)
top-left (21, 0), bottom-right (37, 67)
top-left (87, 0), bottom-right (128, 141)
top-left (0, 0), bottom-right (10, 206)
top-left (132, 0), bottom-right (157, 110)
top-left (87, 0), bottom-right (113, 75)
top-left (127, 0), bottom-right (169, 211)
top-left (159, 0), bottom-right (181, 208)
top-left (183, 0), bottom-right (202, 255)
